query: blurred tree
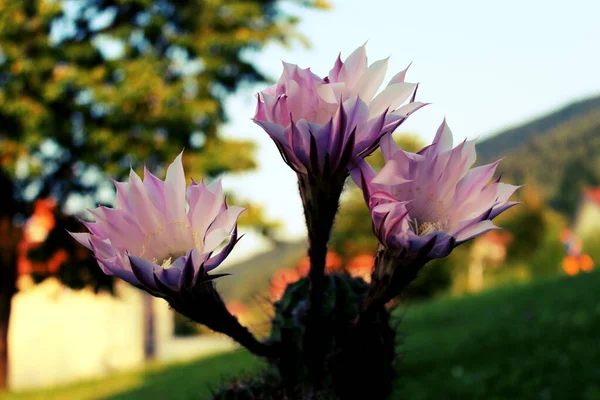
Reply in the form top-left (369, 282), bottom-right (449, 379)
top-left (550, 159), bottom-right (599, 220)
top-left (0, 169), bottom-right (20, 390)
top-left (498, 186), bottom-right (548, 262)
top-left (0, 0), bottom-right (329, 390)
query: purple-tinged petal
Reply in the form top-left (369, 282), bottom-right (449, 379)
top-left (372, 159), bottom-right (411, 185)
top-left (388, 63), bottom-right (411, 85)
top-left (164, 152), bottom-right (187, 223)
top-left (88, 237), bottom-right (141, 287)
top-left (328, 53), bottom-right (343, 82)
top-left (380, 133), bottom-right (402, 161)
top-left (254, 45), bottom-right (423, 178)
top-left (68, 231), bottom-right (93, 250)
top-left (204, 206), bottom-right (245, 253)
top-left (352, 57), bottom-right (388, 102)
top-left (141, 165), bottom-right (166, 210)
top-left (337, 44), bottom-right (368, 87)
top-left (489, 201), bottom-right (520, 219)
top-left (369, 82), bottom-right (417, 118)
top-left (357, 119), bottom-right (519, 261)
top-left (350, 159), bottom-right (377, 203)
top-left (455, 220), bottom-right (498, 243)
top-left (71, 151), bottom-right (243, 300)
top-left (452, 160), bottom-right (501, 206)
top-left (153, 257), bottom-right (188, 291)
top-left (128, 255), bottom-right (161, 291)
top-left (429, 119), bottom-right (454, 154)
top-left (204, 226), bottom-right (241, 272)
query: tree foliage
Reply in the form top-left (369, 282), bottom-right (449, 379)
top-left (0, 0), bottom-right (328, 204)
top-left (0, 0), bottom-right (327, 284)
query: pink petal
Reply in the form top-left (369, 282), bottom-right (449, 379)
top-left (141, 166), bottom-right (165, 210)
top-left (187, 179), bottom-right (224, 236)
top-left (204, 206), bottom-right (245, 252)
top-left (387, 63), bottom-right (411, 85)
top-left (328, 53), bottom-right (343, 82)
top-left (68, 231), bottom-right (93, 250)
top-left (352, 57), bottom-right (388, 102)
top-left (389, 101), bottom-right (429, 119)
top-left (338, 45), bottom-right (368, 86)
top-left (372, 159), bottom-right (411, 185)
top-left (430, 119), bottom-right (454, 154)
top-left (455, 220), bottom-right (498, 243)
top-left (369, 82), bottom-right (417, 118)
top-left (164, 152), bottom-right (187, 223)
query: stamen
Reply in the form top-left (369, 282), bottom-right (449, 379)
top-left (152, 257), bottom-right (174, 269)
top-left (410, 218), bottom-right (444, 236)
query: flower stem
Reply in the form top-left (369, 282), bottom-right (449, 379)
top-left (216, 313), bottom-right (278, 359)
top-left (167, 282), bottom-right (278, 359)
top-left (298, 172), bottom-right (346, 385)
top-left (354, 248), bottom-right (424, 328)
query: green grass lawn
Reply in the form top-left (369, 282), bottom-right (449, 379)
top-left (3, 269), bottom-right (600, 400)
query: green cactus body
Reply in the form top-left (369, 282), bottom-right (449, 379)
top-left (213, 274), bottom-right (397, 399)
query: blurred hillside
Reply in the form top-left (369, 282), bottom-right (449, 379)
top-left (477, 95), bottom-right (600, 217)
top-left (217, 240), bottom-right (306, 304)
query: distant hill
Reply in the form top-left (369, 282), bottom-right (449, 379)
top-left (476, 95), bottom-right (600, 213)
top-left (477, 95), bottom-right (600, 164)
top-left (216, 239), bottom-right (306, 303)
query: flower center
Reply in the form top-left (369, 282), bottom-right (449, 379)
top-left (137, 220), bottom-right (200, 261)
top-left (410, 218), bottom-right (444, 236)
top-left (152, 257), bottom-right (174, 269)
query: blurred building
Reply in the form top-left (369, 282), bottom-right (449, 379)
top-left (468, 231), bottom-right (513, 292)
top-left (573, 188), bottom-right (600, 241)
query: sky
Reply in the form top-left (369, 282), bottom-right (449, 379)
top-left (220, 0), bottom-right (600, 262)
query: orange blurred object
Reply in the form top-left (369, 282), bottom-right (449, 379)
top-left (226, 301), bottom-right (249, 318)
top-left (346, 254), bottom-right (374, 283)
top-left (295, 257), bottom-right (310, 277)
top-left (18, 199), bottom-right (63, 276)
top-left (580, 254), bottom-right (595, 272)
top-left (270, 268), bottom-right (301, 301)
top-left (325, 251), bottom-right (342, 273)
top-left (562, 254), bottom-right (595, 276)
top-left (562, 256), bottom-right (579, 276)
top-left (295, 250), bottom-right (343, 276)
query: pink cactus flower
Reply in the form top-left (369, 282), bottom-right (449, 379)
top-left (353, 120), bottom-right (520, 260)
top-left (254, 45), bottom-right (426, 177)
top-left (70, 153), bottom-right (243, 295)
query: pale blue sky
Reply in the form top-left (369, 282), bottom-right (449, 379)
top-left (219, 0), bottom-right (600, 254)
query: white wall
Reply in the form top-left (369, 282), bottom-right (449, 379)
top-left (574, 201), bottom-right (600, 241)
top-left (9, 279), bottom-right (145, 390)
top-left (8, 278), bottom-right (237, 390)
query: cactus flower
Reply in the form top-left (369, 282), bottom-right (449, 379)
top-left (254, 44), bottom-right (425, 177)
top-left (353, 120), bottom-right (519, 260)
top-left (70, 153), bottom-right (243, 296)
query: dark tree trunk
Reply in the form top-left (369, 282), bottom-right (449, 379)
top-left (0, 276), bottom-right (15, 391)
top-left (0, 168), bottom-right (20, 390)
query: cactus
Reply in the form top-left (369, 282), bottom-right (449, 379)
top-left (213, 274), bottom-right (396, 399)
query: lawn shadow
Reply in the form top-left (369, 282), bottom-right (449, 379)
top-left (102, 350), bottom-right (264, 400)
